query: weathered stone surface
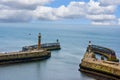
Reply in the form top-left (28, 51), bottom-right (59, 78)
top-left (80, 51), bottom-right (120, 79)
top-left (0, 49), bottom-right (51, 65)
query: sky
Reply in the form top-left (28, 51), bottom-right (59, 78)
top-left (0, 0), bottom-right (120, 25)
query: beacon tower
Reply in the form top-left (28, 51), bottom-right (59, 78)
top-left (38, 33), bottom-right (41, 49)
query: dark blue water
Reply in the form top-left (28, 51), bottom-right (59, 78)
top-left (0, 23), bottom-right (120, 80)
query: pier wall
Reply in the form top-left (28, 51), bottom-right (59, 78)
top-left (0, 50), bottom-right (51, 65)
top-left (22, 43), bottom-right (61, 51)
top-left (90, 45), bottom-right (119, 62)
top-left (80, 60), bottom-right (120, 77)
top-left (80, 52), bottom-right (120, 79)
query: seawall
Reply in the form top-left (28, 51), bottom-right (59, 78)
top-left (79, 51), bottom-right (120, 79)
top-left (0, 49), bottom-right (51, 65)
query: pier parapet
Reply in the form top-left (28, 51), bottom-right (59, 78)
top-left (87, 41), bottom-right (119, 62)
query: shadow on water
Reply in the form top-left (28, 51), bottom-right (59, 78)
top-left (80, 71), bottom-right (113, 80)
top-left (95, 53), bottom-right (107, 60)
top-left (0, 58), bottom-right (49, 68)
top-left (36, 59), bottom-right (49, 80)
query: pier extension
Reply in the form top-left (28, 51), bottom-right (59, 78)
top-left (79, 41), bottom-right (120, 79)
top-left (22, 34), bottom-right (61, 51)
top-left (0, 33), bottom-right (51, 65)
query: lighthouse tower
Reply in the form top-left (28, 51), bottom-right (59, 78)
top-left (88, 41), bottom-right (92, 52)
top-left (38, 33), bottom-right (41, 49)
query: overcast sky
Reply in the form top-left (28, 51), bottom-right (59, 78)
top-left (0, 0), bottom-right (120, 25)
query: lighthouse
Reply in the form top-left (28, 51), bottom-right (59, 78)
top-left (38, 33), bottom-right (41, 49)
top-left (88, 41), bottom-right (92, 52)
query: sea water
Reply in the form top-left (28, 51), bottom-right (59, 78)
top-left (0, 23), bottom-right (120, 80)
